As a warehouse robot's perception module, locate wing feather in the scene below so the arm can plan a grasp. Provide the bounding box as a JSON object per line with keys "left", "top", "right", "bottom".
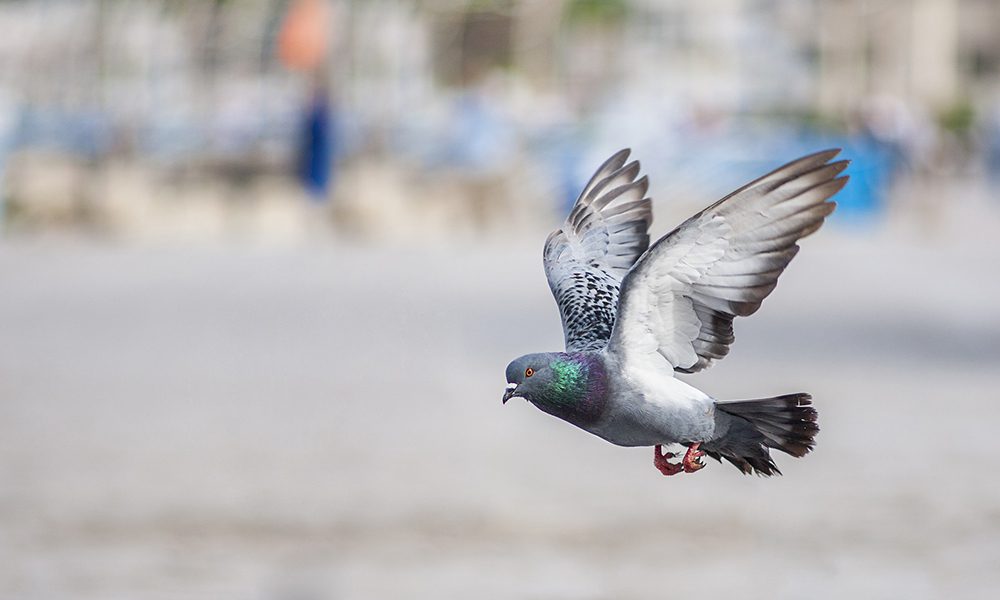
{"left": 608, "top": 149, "right": 849, "bottom": 373}
{"left": 544, "top": 149, "right": 653, "bottom": 352}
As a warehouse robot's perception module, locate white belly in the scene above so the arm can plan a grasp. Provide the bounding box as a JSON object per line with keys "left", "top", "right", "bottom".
{"left": 587, "top": 355, "right": 717, "bottom": 447}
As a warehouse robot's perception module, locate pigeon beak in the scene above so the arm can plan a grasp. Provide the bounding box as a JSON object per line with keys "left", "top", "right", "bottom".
{"left": 502, "top": 383, "right": 518, "bottom": 404}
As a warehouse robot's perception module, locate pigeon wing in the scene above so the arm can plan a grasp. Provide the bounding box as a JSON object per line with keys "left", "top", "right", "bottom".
{"left": 544, "top": 149, "right": 653, "bottom": 352}
{"left": 607, "top": 149, "right": 849, "bottom": 372}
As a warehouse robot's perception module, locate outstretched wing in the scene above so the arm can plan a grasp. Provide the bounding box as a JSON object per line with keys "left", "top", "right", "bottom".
{"left": 608, "top": 149, "right": 849, "bottom": 372}
{"left": 544, "top": 149, "right": 653, "bottom": 352}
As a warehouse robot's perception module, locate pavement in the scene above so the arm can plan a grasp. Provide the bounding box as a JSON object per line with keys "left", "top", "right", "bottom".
{"left": 1, "top": 215, "right": 999, "bottom": 599}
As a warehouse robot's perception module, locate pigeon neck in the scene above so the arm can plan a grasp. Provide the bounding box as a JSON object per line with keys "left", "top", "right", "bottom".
{"left": 532, "top": 353, "right": 607, "bottom": 426}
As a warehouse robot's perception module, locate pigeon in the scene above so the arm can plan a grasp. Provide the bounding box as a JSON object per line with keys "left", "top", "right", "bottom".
{"left": 502, "top": 149, "right": 848, "bottom": 476}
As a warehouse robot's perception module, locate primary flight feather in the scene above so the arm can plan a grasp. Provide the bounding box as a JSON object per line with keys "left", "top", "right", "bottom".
{"left": 503, "top": 149, "right": 848, "bottom": 476}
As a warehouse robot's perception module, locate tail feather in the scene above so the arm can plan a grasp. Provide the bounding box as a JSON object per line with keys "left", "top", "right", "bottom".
{"left": 705, "top": 393, "right": 819, "bottom": 476}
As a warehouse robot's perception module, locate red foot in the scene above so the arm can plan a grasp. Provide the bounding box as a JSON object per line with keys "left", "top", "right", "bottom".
{"left": 682, "top": 442, "right": 705, "bottom": 473}
{"left": 653, "top": 445, "right": 683, "bottom": 476}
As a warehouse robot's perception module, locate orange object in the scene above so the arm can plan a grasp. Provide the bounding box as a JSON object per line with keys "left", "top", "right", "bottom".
{"left": 278, "top": 0, "right": 330, "bottom": 71}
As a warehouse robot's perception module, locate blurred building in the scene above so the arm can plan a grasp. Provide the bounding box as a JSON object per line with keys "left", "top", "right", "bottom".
{"left": 0, "top": 0, "right": 997, "bottom": 238}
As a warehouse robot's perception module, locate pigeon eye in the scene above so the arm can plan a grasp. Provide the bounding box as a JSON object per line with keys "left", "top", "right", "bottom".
{"left": 524, "top": 368, "right": 534, "bottom": 378}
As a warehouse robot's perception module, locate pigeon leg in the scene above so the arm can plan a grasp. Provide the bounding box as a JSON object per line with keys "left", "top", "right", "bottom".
{"left": 654, "top": 445, "right": 683, "bottom": 476}
{"left": 682, "top": 442, "right": 705, "bottom": 473}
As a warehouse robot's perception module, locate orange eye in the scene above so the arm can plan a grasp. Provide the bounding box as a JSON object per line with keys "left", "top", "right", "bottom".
{"left": 524, "top": 367, "right": 535, "bottom": 378}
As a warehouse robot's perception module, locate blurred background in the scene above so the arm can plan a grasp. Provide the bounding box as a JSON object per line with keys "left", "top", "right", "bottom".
{"left": 1, "top": 0, "right": 999, "bottom": 598}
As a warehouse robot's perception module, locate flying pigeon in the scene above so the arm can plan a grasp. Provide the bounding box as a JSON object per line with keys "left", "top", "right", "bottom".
{"left": 503, "top": 149, "right": 848, "bottom": 476}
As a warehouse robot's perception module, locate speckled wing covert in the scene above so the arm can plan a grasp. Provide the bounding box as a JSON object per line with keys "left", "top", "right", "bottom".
{"left": 544, "top": 149, "right": 653, "bottom": 352}
{"left": 608, "top": 149, "right": 849, "bottom": 373}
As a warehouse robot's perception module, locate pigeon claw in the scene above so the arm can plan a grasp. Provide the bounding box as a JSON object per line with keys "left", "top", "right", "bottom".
{"left": 653, "top": 445, "right": 684, "bottom": 476}
{"left": 682, "top": 442, "right": 706, "bottom": 473}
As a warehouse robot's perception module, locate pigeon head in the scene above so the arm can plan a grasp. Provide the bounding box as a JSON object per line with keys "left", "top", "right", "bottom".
{"left": 502, "top": 352, "right": 562, "bottom": 404}
{"left": 502, "top": 352, "right": 608, "bottom": 426}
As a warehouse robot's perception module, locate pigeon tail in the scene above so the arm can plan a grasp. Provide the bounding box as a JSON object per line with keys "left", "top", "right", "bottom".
{"left": 703, "top": 394, "right": 819, "bottom": 476}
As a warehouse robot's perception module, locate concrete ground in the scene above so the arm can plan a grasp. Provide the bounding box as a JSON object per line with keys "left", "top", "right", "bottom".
{"left": 1, "top": 212, "right": 999, "bottom": 599}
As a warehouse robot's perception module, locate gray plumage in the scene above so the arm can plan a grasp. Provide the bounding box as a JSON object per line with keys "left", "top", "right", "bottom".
{"left": 543, "top": 149, "right": 652, "bottom": 352}
{"left": 609, "top": 149, "right": 847, "bottom": 373}
{"left": 505, "top": 149, "right": 847, "bottom": 476}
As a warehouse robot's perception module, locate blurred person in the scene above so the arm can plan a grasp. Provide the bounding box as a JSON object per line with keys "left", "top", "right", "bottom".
{"left": 986, "top": 103, "right": 1000, "bottom": 185}
{"left": 0, "top": 91, "right": 12, "bottom": 231}
{"left": 427, "top": 68, "right": 518, "bottom": 230}
{"left": 279, "top": 0, "right": 337, "bottom": 200}
{"left": 298, "top": 79, "right": 337, "bottom": 200}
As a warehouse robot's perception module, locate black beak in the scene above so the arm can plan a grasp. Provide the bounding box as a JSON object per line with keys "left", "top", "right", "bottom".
{"left": 502, "top": 383, "right": 517, "bottom": 404}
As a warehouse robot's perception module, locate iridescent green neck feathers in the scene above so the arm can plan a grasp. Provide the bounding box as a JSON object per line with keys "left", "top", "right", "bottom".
{"left": 504, "top": 352, "right": 608, "bottom": 425}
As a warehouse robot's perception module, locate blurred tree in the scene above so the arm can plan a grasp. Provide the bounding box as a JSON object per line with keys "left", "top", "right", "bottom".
{"left": 939, "top": 100, "right": 975, "bottom": 137}
{"left": 563, "top": 0, "right": 628, "bottom": 26}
